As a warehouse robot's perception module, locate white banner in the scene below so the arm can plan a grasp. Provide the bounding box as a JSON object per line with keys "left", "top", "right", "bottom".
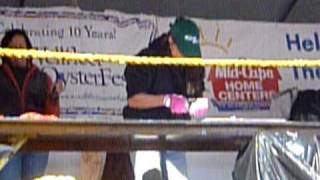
{"left": 0, "top": 7, "right": 319, "bottom": 119}
{"left": 0, "top": 7, "right": 156, "bottom": 119}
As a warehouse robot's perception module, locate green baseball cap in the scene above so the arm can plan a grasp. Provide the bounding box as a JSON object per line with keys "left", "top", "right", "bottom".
{"left": 170, "top": 17, "right": 201, "bottom": 57}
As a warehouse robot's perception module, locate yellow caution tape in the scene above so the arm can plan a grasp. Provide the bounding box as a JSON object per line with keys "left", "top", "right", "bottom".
{"left": 0, "top": 48, "right": 320, "bottom": 67}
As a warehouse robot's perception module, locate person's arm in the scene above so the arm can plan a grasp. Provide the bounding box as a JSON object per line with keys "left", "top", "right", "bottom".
{"left": 125, "top": 66, "right": 189, "bottom": 113}
{"left": 125, "top": 65, "right": 158, "bottom": 110}
{"left": 44, "top": 76, "right": 60, "bottom": 116}
{"left": 129, "top": 92, "right": 190, "bottom": 115}
{"left": 128, "top": 93, "right": 165, "bottom": 109}
{"left": 45, "top": 97, "right": 60, "bottom": 116}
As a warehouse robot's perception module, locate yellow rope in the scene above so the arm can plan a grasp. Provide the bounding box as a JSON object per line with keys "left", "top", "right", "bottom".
{"left": 0, "top": 48, "right": 320, "bottom": 67}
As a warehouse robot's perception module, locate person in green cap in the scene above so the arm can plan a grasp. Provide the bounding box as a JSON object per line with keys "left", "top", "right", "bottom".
{"left": 102, "top": 17, "right": 206, "bottom": 180}
{"left": 127, "top": 17, "right": 206, "bottom": 179}
{"left": 124, "top": 17, "right": 205, "bottom": 119}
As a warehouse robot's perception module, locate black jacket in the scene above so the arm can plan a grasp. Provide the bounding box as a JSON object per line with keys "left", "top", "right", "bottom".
{"left": 0, "top": 63, "right": 59, "bottom": 116}
{"left": 123, "top": 34, "right": 204, "bottom": 119}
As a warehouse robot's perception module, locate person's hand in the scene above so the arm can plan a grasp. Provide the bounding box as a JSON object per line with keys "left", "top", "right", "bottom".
{"left": 189, "top": 98, "right": 209, "bottom": 119}
{"left": 19, "top": 112, "right": 58, "bottom": 121}
{"left": 50, "top": 73, "right": 65, "bottom": 101}
{"left": 53, "top": 80, "right": 65, "bottom": 94}
{"left": 164, "top": 94, "right": 189, "bottom": 114}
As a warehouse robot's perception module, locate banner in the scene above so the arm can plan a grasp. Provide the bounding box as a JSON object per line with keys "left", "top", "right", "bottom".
{"left": 0, "top": 7, "right": 319, "bottom": 119}
{"left": 0, "top": 7, "right": 156, "bottom": 119}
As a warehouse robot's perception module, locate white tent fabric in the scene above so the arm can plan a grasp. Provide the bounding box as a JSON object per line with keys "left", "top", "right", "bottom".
{"left": 0, "top": 0, "right": 320, "bottom": 22}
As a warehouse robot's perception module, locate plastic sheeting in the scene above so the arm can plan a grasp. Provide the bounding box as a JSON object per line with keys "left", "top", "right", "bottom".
{"left": 233, "top": 131, "right": 320, "bottom": 180}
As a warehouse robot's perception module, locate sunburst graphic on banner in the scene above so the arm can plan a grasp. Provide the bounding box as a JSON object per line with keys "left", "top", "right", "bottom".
{"left": 199, "top": 23, "right": 232, "bottom": 54}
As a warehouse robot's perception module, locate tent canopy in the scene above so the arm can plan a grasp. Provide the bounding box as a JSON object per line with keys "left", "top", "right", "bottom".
{"left": 0, "top": 0, "right": 319, "bottom": 23}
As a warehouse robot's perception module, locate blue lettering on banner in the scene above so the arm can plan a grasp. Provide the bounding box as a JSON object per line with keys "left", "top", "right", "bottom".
{"left": 216, "top": 101, "right": 270, "bottom": 111}
{"left": 41, "top": 66, "right": 125, "bottom": 87}
{"left": 293, "top": 67, "right": 320, "bottom": 80}
{"left": 286, "top": 33, "right": 320, "bottom": 52}
{"left": 61, "top": 107, "right": 122, "bottom": 116}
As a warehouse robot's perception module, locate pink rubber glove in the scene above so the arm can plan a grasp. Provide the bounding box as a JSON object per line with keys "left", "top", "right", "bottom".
{"left": 163, "top": 94, "right": 189, "bottom": 114}
{"left": 189, "top": 98, "right": 209, "bottom": 119}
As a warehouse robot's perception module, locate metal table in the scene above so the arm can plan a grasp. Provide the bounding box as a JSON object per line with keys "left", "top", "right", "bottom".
{"left": 0, "top": 118, "right": 319, "bottom": 152}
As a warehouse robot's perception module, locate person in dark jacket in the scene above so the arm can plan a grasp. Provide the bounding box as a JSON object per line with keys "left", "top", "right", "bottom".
{"left": 123, "top": 18, "right": 204, "bottom": 120}
{"left": 124, "top": 17, "right": 204, "bottom": 180}
{"left": 102, "top": 17, "right": 205, "bottom": 180}
{"left": 0, "top": 29, "right": 60, "bottom": 180}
